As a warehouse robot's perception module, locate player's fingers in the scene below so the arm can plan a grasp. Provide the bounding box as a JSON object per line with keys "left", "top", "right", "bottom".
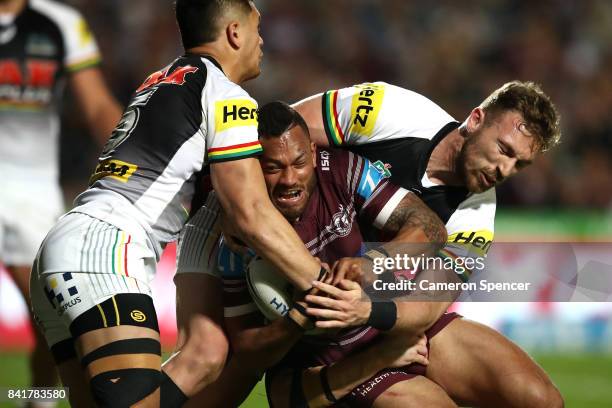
{"left": 305, "top": 295, "right": 341, "bottom": 310}
{"left": 311, "top": 280, "right": 344, "bottom": 298}
{"left": 315, "top": 320, "right": 347, "bottom": 329}
{"left": 306, "top": 308, "right": 346, "bottom": 321}
{"left": 331, "top": 266, "right": 347, "bottom": 285}
{"left": 338, "top": 279, "right": 360, "bottom": 291}
{"left": 411, "top": 353, "right": 429, "bottom": 366}
{"left": 415, "top": 344, "right": 428, "bottom": 357}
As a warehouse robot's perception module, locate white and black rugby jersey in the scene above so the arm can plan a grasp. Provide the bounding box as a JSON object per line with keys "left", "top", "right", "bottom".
{"left": 321, "top": 82, "right": 495, "bottom": 256}
{"left": 0, "top": 0, "right": 100, "bottom": 182}
{"left": 72, "top": 55, "right": 262, "bottom": 258}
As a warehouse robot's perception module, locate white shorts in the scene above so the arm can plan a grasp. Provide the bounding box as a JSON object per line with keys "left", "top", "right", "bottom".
{"left": 0, "top": 180, "right": 63, "bottom": 266}
{"left": 30, "top": 212, "right": 156, "bottom": 348}
{"left": 176, "top": 193, "right": 223, "bottom": 278}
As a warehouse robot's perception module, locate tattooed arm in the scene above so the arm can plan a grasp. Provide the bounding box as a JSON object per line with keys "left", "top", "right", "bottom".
{"left": 378, "top": 191, "right": 447, "bottom": 250}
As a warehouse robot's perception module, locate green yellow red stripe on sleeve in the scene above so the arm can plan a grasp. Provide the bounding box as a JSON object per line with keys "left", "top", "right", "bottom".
{"left": 207, "top": 140, "right": 263, "bottom": 163}
{"left": 66, "top": 55, "right": 101, "bottom": 73}
{"left": 322, "top": 90, "right": 345, "bottom": 146}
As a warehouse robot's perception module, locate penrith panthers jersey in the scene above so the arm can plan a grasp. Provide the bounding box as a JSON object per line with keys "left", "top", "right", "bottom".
{"left": 321, "top": 82, "right": 496, "bottom": 257}
{"left": 72, "top": 55, "right": 262, "bottom": 257}
{"left": 0, "top": 0, "right": 100, "bottom": 183}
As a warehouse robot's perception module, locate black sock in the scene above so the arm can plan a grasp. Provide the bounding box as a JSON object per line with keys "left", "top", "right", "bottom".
{"left": 160, "top": 371, "right": 188, "bottom": 407}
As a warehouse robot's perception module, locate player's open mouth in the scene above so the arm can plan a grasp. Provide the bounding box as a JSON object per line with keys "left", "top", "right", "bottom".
{"left": 276, "top": 189, "right": 304, "bottom": 205}
{"left": 480, "top": 172, "right": 495, "bottom": 188}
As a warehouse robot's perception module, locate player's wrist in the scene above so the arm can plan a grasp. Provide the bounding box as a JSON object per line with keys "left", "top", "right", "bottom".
{"left": 285, "top": 301, "right": 315, "bottom": 331}
{"left": 366, "top": 300, "right": 397, "bottom": 331}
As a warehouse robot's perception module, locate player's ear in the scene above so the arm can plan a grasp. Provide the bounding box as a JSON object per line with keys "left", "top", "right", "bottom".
{"left": 466, "top": 107, "right": 485, "bottom": 132}
{"left": 226, "top": 19, "right": 242, "bottom": 50}
{"left": 310, "top": 142, "right": 317, "bottom": 167}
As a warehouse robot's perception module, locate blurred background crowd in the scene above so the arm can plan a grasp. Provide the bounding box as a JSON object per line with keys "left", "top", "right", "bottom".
{"left": 61, "top": 0, "right": 612, "bottom": 210}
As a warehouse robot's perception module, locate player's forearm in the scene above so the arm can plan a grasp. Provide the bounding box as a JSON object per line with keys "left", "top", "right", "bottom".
{"left": 230, "top": 317, "right": 302, "bottom": 371}
{"left": 89, "top": 98, "right": 123, "bottom": 145}
{"left": 234, "top": 199, "right": 321, "bottom": 290}
{"left": 378, "top": 194, "right": 447, "bottom": 258}
{"left": 390, "top": 266, "right": 462, "bottom": 335}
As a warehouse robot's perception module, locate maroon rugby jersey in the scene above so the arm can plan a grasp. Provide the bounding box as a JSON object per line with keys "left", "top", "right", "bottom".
{"left": 219, "top": 148, "right": 410, "bottom": 365}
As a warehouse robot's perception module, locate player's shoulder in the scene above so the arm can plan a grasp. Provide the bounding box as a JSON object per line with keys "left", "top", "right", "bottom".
{"left": 29, "top": 0, "right": 83, "bottom": 28}
{"left": 446, "top": 187, "right": 497, "bottom": 240}
{"left": 316, "top": 147, "right": 377, "bottom": 195}
{"left": 316, "top": 147, "right": 354, "bottom": 178}
{"left": 459, "top": 187, "right": 497, "bottom": 210}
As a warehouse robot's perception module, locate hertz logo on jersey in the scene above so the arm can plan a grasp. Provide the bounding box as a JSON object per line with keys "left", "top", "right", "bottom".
{"left": 447, "top": 230, "right": 494, "bottom": 256}
{"left": 90, "top": 159, "right": 138, "bottom": 184}
{"left": 215, "top": 99, "right": 258, "bottom": 132}
{"left": 349, "top": 83, "right": 385, "bottom": 138}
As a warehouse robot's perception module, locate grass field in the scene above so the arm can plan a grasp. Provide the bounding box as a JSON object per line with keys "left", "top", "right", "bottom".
{"left": 1, "top": 352, "right": 612, "bottom": 407}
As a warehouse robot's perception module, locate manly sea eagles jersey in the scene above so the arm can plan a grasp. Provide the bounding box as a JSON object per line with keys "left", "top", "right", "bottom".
{"left": 218, "top": 148, "right": 410, "bottom": 318}
{"left": 72, "top": 55, "right": 263, "bottom": 258}
{"left": 0, "top": 0, "right": 100, "bottom": 183}
{"left": 322, "top": 82, "right": 496, "bottom": 258}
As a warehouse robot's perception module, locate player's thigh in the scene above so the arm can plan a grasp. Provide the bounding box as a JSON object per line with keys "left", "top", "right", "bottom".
{"left": 373, "top": 375, "right": 457, "bottom": 408}
{"left": 427, "top": 318, "right": 558, "bottom": 407}
{"left": 31, "top": 271, "right": 162, "bottom": 406}
{"left": 174, "top": 273, "right": 224, "bottom": 347}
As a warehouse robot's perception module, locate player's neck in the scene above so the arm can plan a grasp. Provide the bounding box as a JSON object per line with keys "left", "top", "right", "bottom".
{"left": 426, "top": 128, "right": 465, "bottom": 186}
{"left": 0, "top": 0, "right": 25, "bottom": 14}
{"left": 186, "top": 45, "right": 244, "bottom": 84}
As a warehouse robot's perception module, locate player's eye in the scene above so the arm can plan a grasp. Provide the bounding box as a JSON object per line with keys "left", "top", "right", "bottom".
{"left": 264, "top": 166, "right": 280, "bottom": 174}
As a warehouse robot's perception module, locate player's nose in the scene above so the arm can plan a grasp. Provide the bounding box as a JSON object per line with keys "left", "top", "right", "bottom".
{"left": 279, "top": 167, "right": 297, "bottom": 186}
{"left": 497, "top": 157, "right": 518, "bottom": 180}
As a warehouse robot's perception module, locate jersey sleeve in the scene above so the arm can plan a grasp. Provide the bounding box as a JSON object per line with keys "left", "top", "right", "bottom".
{"left": 204, "top": 82, "right": 262, "bottom": 164}
{"left": 345, "top": 152, "right": 410, "bottom": 228}
{"left": 443, "top": 188, "right": 496, "bottom": 265}
{"left": 445, "top": 188, "right": 496, "bottom": 255}
{"left": 31, "top": 0, "right": 100, "bottom": 72}
{"left": 217, "top": 242, "right": 259, "bottom": 318}
{"left": 321, "top": 82, "right": 456, "bottom": 147}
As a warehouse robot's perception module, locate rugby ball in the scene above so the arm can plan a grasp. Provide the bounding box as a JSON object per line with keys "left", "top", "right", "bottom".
{"left": 246, "top": 257, "right": 294, "bottom": 321}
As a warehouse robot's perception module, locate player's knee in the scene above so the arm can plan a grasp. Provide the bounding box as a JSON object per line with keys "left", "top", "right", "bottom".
{"left": 182, "top": 315, "right": 229, "bottom": 383}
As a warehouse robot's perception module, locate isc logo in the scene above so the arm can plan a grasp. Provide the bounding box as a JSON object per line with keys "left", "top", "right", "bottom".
{"left": 350, "top": 83, "right": 385, "bottom": 137}
{"left": 215, "top": 99, "right": 257, "bottom": 132}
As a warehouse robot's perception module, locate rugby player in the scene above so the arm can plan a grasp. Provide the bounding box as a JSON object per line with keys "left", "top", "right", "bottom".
{"left": 175, "top": 101, "right": 452, "bottom": 407}
{"left": 0, "top": 0, "right": 122, "bottom": 403}
{"left": 29, "top": 1, "right": 327, "bottom": 407}
{"left": 289, "top": 81, "right": 564, "bottom": 407}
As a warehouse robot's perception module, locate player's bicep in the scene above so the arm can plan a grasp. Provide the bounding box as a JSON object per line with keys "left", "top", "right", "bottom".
{"left": 292, "top": 93, "right": 329, "bottom": 147}
{"left": 210, "top": 158, "right": 269, "bottom": 216}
